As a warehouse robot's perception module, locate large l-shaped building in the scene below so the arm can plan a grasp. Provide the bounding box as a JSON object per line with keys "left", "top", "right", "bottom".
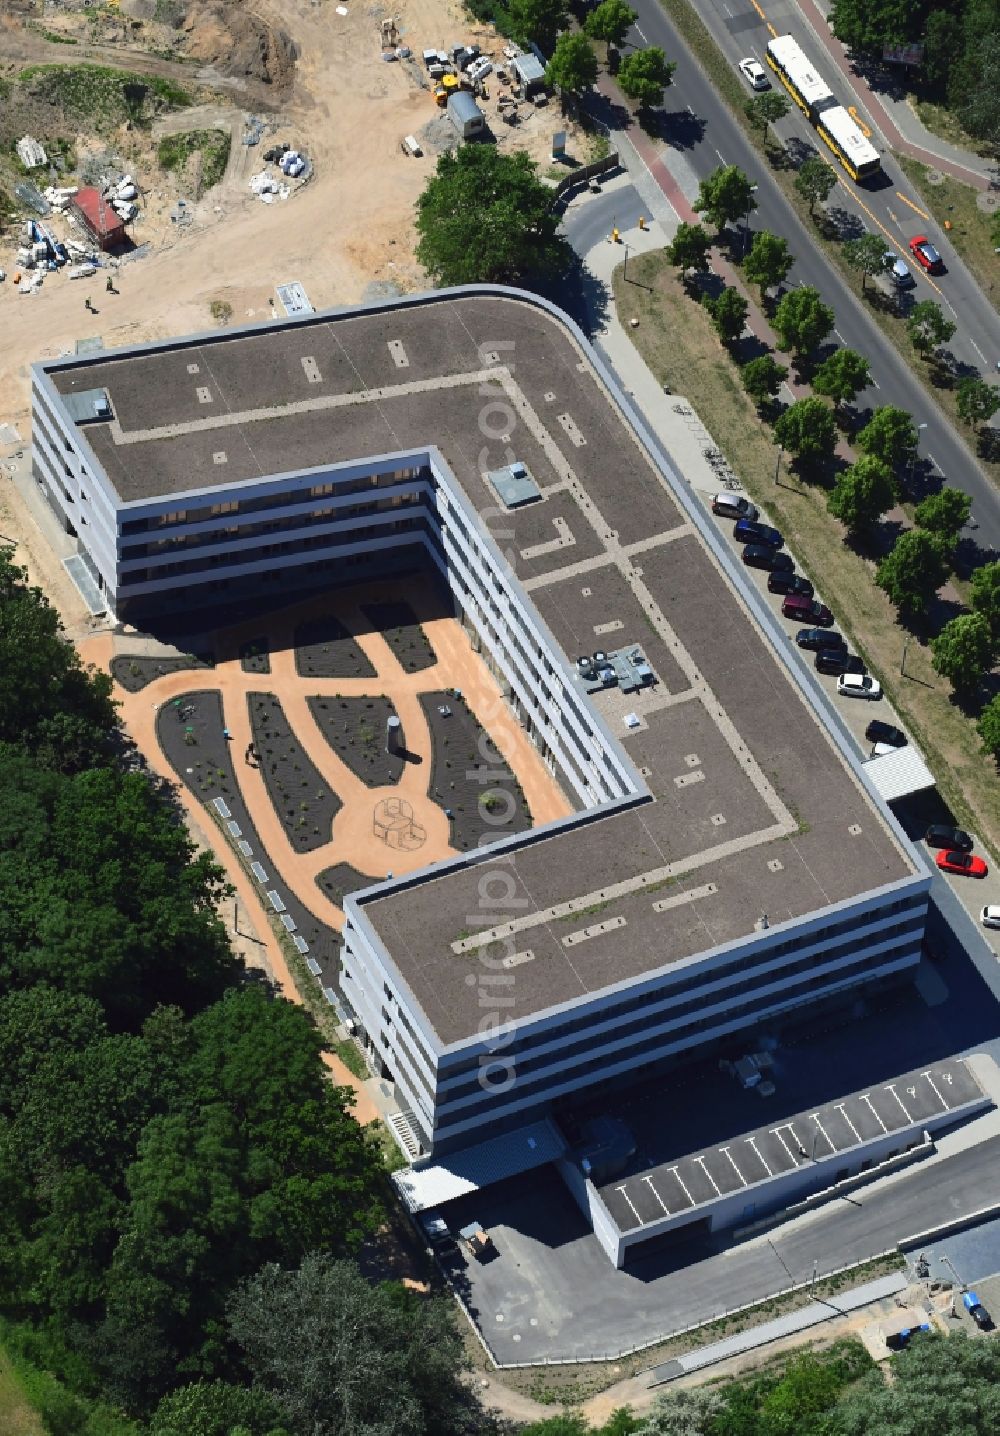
{"left": 32, "top": 288, "right": 930, "bottom": 1172}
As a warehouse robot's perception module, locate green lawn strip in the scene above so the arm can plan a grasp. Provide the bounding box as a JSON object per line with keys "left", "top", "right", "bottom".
{"left": 896, "top": 154, "right": 1000, "bottom": 320}
{"left": 0, "top": 1345, "right": 45, "bottom": 1436}
{"left": 614, "top": 253, "right": 1000, "bottom": 858}
{"left": 654, "top": 0, "right": 1000, "bottom": 490}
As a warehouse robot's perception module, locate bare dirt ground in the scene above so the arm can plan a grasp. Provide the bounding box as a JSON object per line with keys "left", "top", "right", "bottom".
{"left": 1, "top": 0, "right": 594, "bottom": 440}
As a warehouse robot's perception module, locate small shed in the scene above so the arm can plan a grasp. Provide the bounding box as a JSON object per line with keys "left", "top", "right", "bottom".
{"left": 512, "top": 52, "right": 546, "bottom": 94}
{"left": 69, "top": 188, "right": 127, "bottom": 251}
{"left": 447, "top": 91, "right": 486, "bottom": 140}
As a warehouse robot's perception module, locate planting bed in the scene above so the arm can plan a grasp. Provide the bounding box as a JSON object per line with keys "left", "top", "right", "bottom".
{"left": 361, "top": 601, "right": 437, "bottom": 673}
{"left": 316, "top": 862, "right": 377, "bottom": 908}
{"left": 157, "top": 688, "right": 341, "bottom": 985}
{"left": 294, "top": 615, "right": 376, "bottom": 680}
{"left": 240, "top": 638, "right": 271, "bottom": 675}
{"left": 111, "top": 652, "right": 212, "bottom": 693}
{"left": 419, "top": 690, "right": 532, "bottom": 852}
{"left": 247, "top": 692, "right": 342, "bottom": 854}
{"left": 307, "top": 695, "right": 405, "bottom": 788}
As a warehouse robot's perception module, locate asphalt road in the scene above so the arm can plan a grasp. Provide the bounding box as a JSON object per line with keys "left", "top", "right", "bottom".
{"left": 597, "top": 0, "right": 1000, "bottom": 551}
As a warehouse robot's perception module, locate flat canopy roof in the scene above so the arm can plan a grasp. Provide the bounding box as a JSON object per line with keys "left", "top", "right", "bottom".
{"left": 39, "top": 292, "right": 920, "bottom": 1046}
{"left": 863, "top": 746, "right": 935, "bottom": 803}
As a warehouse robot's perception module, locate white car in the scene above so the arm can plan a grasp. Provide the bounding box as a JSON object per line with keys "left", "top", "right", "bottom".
{"left": 982, "top": 905, "right": 1000, "bottom": 930}
{"left": 837, "top": 673, "right": 882, "bottom": 701}
{"left": 739, "top": 57, "right": 770, "bottom": 90}
{"left": 882, "top": 252, "right": 916, "bottom": 289}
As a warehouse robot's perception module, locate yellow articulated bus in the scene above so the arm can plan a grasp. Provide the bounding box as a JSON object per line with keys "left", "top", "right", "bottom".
{"left": 765, "top": 34, "right": 881, "bottom": 183}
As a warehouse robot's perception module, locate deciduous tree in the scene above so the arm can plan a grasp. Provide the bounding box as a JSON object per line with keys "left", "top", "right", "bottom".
{"left": 978, "top": 694, "right": 1000, "bottom": 759}
{"left": 835, "top": 1330, "right": 1000, "bottom": 1435}
{"left": 812, "top": 348, "right": 871, "bottom": 410}
{"left": 931, "top": 613, "right": 994, "bottom": 697}
{"left": 741, "top": 354, "right": 788, "bottom": 408}
{"left": 694, "top": 163, "right": 757, "bottom": 233}
{"left": 149, "top": 1381, "right": 290, "bottom": 1436}
{"left": 829, "top": 0, "right": 912, "bottom": 56}
{"left": 508, "top": 0, "right": 568, "bottom": 51}
{"left": 970, "top": 560, "right": 1000, "bottom": 639}
{"left": 856, "top": 405, "right": 918, "bottom": 469}
{"left": 415, "top": 148, "right": 568, "bottom": 285}
{"left": 914, "top": 487, "right": 972, "bottom": 540}
{"left": 705, "top": 286, "right": 749, "bottom": 346}
{"left": 827, "top": 455, "right": 897, "bottom": 537}
{"left": 794, "top": 156, "right": 837, "bottom": 215}
{"left": 545, "top": 33, "right": 599, "bottom": 106}
{"left": 907, "top": 299, "right": 957, "bottom": 360}
{"left": 956, "top": 376, "right": 1000, "bottom": 429}
{"left": 617, "top": 47, "right": 676, "bottom": 109}
{"left": 745, "top": 90, "right": 790, "bottom": 145}
{"left": 743, "top": 230, "right": 793, "bottom": 303}
{"left": 875, "top": 530, "right": 953, "bottom": 616}
{"left": 665, "top": 221, "right": 712, "bottom": 289}
{"left": 773, "top": 397, "right": 838, "bottom": 466}
{"left": 842, "top": 234, "right": 890, "bottom": 293}
{"left": 584, "top": 0, "right": 637, "bottom": 48}
{"left": 771, "top": 285, "right": 835, "bottom": 359}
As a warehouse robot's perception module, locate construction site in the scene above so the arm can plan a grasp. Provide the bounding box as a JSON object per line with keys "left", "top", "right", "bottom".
{"left": 0, "top": 0, "right": 600, "bottom": 452}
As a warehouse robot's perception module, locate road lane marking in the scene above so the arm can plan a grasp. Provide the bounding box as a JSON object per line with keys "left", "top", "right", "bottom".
{"left": 836, "top": 1103, "right": 862, "bottom": 1143}
{"left": 750, "top": 0, "right": 766, "bottom": 17}
{"left": 887, "top": 1083, "right": 912, "bottom": 1122}
{"left": 926, "top": 451, "right": 942, "bottom": 472}
{"left": 615, "top": 1184, "right": 644, "bottom": 1224}
{"left": 859, "top": 1093, "right": 887, "bottom": 1133}
{"left": 767, "top": 20, "right": 777, "bottom": 35}
{"left": 721, "top": 1146, "right": 747, "bottom": 1184}
{"left": 723, "top": 1, "right": 733, "bottom": 14}
{"left": 969, "top": 337, "right": 988, "bottom": 366}
{"left": 669, "top": 1165, "right": 696, "bottom": 1206}
{"left": 771, "top": 1125, "right": 802, "bottom": 1166}
{"left": 634, "top": 22, "right": 648, "bottom": 41}
{"left": 871, "top": 376, "right": 880, "bottom": 388}
{"left": 687, "top": 104, "right": 695, "bottom": 115}
{"left": 834, "top": 329, "right": 845, "bottom": 342}
{"left": 896, "top": 191, "right": 930, "bottom": 221}
{"left": 922, "top": 1070, "right": 950, "bottom": 1111}
{"left": 715, "top": 148, "right": 727, "bottom": 164}
{"left": 642, "top": 1174, "right": 671, "bottom": 1215}
{"left": 695, "top": 1155, "right": 722, "bottom": 1195}
{"left": 848, "top": 187, "right": 947, "bottom": 301}
{"left": 746, "top": 1135, "right": 772, "bottom": 1175}
{"left": 847, "top": 105, "right": 872, "bottom": 138}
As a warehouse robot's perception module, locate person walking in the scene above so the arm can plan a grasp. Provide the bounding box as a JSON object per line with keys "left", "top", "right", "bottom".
{"left": 84, "top": 296, "right": 95, "bottom": 313}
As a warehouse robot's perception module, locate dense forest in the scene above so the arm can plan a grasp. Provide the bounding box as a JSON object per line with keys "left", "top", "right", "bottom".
{"left": 829, "top": 0, "right": 1000, "bottom": 148}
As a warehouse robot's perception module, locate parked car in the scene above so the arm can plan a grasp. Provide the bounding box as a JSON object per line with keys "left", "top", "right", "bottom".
{"left": 782, "top": 594, "right": 833, "bottom": 626}
{"left": 418, "top": 1211, "right": 456, "bottom": 1251}
{"left": 866, "top": 721, "right": 906, "bottom": 748}
{"left": 837, "top": 673, "right": 882, "bottom": 700}
{"left": 816, "top": 649, "right": 865, "bottom": 676}
{"left": 768, "top": 571, "right": 814, "bottom": 598}
{"left": 883, "top": 251, "right": 916, "bottom": 289}
{"left": 909, "top": 235, "right": 944, "bottom": 273}
{"left": 796, "top": 627, "right": 845, "bottom": 651}
{"left": 936, "top": 850, "right": 988, "bottom": 878}
{"left": 735, "top": 518, "right": 783, "bottom": 548}
{"left": 738, "top": 56, "right": 770, "bottom": 89}
{"left": 963, "top": 1291, "right": 993, "bottom": 1329}
{"left": 981, "top": 905, "right": 1000, "bottom": 930}
{"left": 712, "top": 492, "right": 759, "bottom": 521}
{"left": 743, "top": 545, "right": 793, "bottom": 572}
{"left": 925, "top": 824, "right": 973, "bottom": 852}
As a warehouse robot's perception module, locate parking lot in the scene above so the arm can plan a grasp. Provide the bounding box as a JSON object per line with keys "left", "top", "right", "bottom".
{"left": 601, "top": 1058, "right": 984, "bottom": 1236}
{"left": 696, "top": 487, "right": 1000, "bottom": 947}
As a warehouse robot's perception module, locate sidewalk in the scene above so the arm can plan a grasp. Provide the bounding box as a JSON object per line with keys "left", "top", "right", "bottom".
{"left": 793, "top": 0, "right": 995, "bottom": 190}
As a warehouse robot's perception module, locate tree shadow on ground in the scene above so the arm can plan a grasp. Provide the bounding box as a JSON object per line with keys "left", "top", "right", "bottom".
{"left": 977, "top": 428, "right": 1000, "bottom": 464}
{"left": 900, "top": 457, "right": 944, "bottom": 505}
{"left": 955, "top": 532, "right": 997, "bottom": 578}
{"left": 537, "top": 252, "right": 611, "bottom": 339}
{"left": 584, "top": 90, "right": 631, "bottom": 134}
{"left": 730, "top": 332, "right": 772, "bottom": 366}
{"left": 824, "top": 205, "right": 866, "bottom": 241}
{"left": 644, "top": 106, "right": 707, "bottom": 150}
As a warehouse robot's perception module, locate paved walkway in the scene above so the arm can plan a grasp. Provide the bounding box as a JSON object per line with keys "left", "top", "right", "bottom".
{"left": 81, "top": 578, "right": 572, "bottom": 1122}
{"left": 793, "top": 0, "right": 995, "bottom": 190}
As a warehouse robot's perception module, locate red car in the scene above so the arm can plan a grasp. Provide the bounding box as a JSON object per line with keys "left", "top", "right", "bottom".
{"left": 909, "top": 236, "right": 943, "bottom": 274}
{"left": 936, "top": 849, "right": 988, "bottom": 878}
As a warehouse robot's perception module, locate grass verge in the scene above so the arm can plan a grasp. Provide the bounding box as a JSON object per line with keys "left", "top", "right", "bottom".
{"left": 0, "top": 1328, "right": 139, "bottom": 1436}
{"left": 655, "top": 0, "right": 1000, "bottom": 489}
{"left": 896, "top": 155, "right": 1000, "bottom": 318}
{"left": 0, "top": 1344, "right": 44, "bottom": 1436}
{"left": 462, "top": 1253, "right": 902, "bottom": 1403}
{"left": 613, "top": 252, "right": 1000, "bottom": 858}
{"left": 910, "top": 98, "right": 993, "bottom": 158}
{"left": 157, "top": 127, "right": 231, "bottom": 193}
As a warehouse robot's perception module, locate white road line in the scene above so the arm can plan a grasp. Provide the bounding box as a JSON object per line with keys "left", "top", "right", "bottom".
{"left": 642, "top": 1174, "right": 671, "bottom": 1215}
{"left": 687, "top": 104, "right": 695, "bottom": 116}
{"left": 715, "top": 148, "right": 727, "bottom": 164}
{"left": 926, "top": 451, "right": 943, "bottom": 473}
{"left": 723, "top": 1, "right": 733, "bottom": 14}
{"left": 634, "top": 23, "right": 648, "bottom": 41}
{"left": 836, "top": 1103, "right": 863, "bottom": 1143}
{"left": 721, "top": 1146, "right": 747, "bottom": 1185}
{"left": 922, "top": 1070, "right": 950, "bottom": 1111}
{"left": 871, "top": 376, "right": 880, "bottom": 389}
{"left": 887, "top": 1083, "right": 912, "bottom": 1122}
{"left": 811, "top": 1113, "right": 834, "bottom": 1154}
{"left": 834, "top": 329, "right": 845, "bottom": 343}
{"left": 771, "top": 1126, "right": 802, "bottom": 1166}
{"left": 615, "top": 1184, "right": 644, "bottom": 1225}
{"left": 695, "top": 1155, "right": 722, "bottom": 1195}
{"left": 746, "top": 1135, "right": 771, "bottom": 1176}
{"left": 969, "top": 337, "right": 988, "bottom": 366}
{"left": 669, "top": 1165, "right": 696, "bottom": 1206}
{"left": 860, "top": 1093, "right": 887, "bottom": 1133}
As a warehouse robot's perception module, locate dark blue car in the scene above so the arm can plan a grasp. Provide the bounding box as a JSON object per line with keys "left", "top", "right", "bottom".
{"left": 734, "top": 518, "right": 783, "bottom": 549}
